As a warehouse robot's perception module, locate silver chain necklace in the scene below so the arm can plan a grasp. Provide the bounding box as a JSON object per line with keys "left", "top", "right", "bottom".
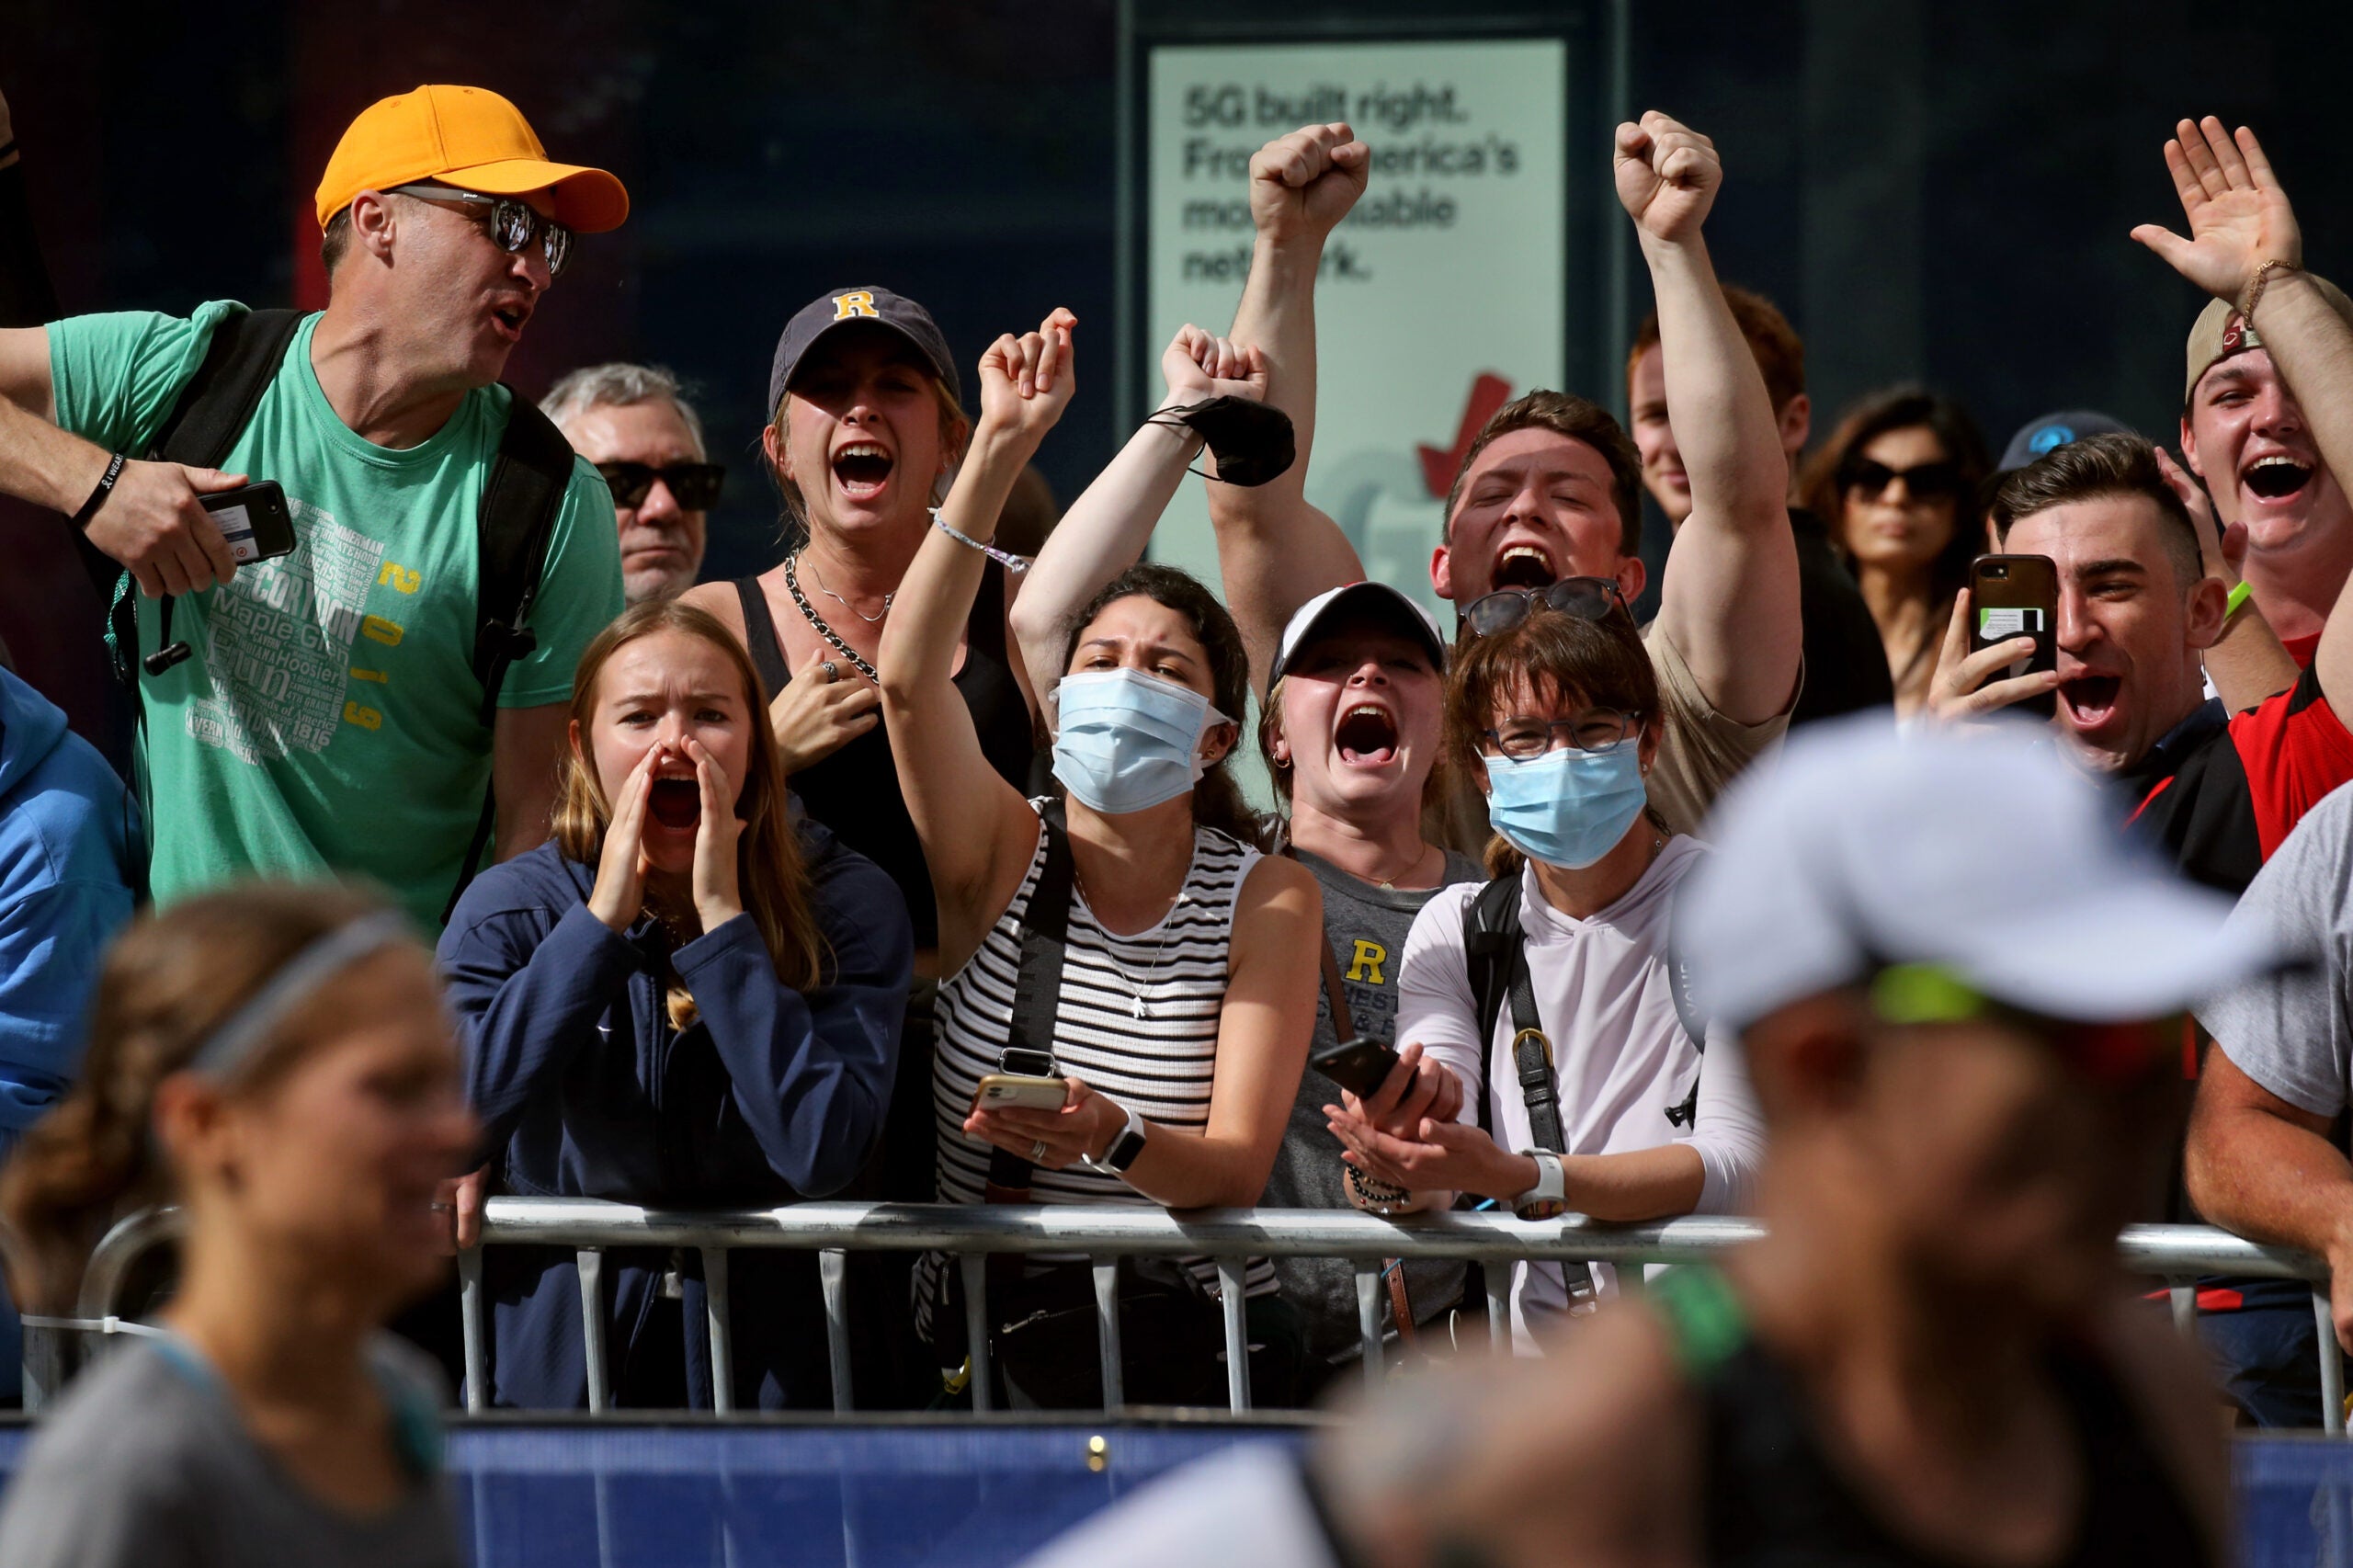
{"left": 1086, "top": 881, "right": 1189, "bottom": 1019}
{"left": 782, "top": 553, "right": 879, "bottom": 685}
{"left": 802, "top": 551, "right": 892, "bottom": 623}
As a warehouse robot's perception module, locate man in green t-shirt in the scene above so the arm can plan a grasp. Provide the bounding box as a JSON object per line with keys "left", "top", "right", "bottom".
{"left": 0, "top": 85, "right": 628, "bottom": 929}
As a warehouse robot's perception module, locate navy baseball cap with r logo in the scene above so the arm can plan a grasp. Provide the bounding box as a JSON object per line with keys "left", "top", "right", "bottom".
{"left": 767, "top": 286, "right": 961, "bottom": 417}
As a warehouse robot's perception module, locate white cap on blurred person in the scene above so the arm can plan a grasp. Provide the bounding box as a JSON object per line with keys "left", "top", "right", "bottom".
{"left": 1679, "top": 717, "right": 2285, "bottom": 1034}
{"left": 1267, "top": 582, "right": 1449, "bottom": 693}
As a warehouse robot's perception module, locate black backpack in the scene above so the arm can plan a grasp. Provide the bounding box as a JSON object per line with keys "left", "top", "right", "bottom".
{"left": 96, "top": 305, "right": 574, "bottom": 921}
{"left": 1460, "top": 858, "right": 1711, "bottom": 1143}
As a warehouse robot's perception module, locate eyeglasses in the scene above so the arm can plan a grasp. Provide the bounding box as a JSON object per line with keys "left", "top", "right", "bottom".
{"left": 386, "top": 184, "right": 575, "bottom": 278}
{"left": 1483, "top": 707, "right": 1636, "bottom": 760}
{"left": 1462, "top": 576, "right": 1629, "bottom": 639}
{"left": 1838, "top": 458, "right": 1966, "bottom": 499}
{"left": 597, "top": 460, "right": 725, "bottom": 511}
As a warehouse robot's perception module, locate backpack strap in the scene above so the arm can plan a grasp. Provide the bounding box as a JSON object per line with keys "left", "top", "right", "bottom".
{"left": 984, "top": 800, "right": 1076, "bottom": 1202}
{"left": 1461, "top": 871, "right": 1523, "bottom": 1138}
{"left": 439, "top": 393, "right": 574, "bottom": 926}
{"left": 95, "top": 307, "right": 305, "bottom": 681}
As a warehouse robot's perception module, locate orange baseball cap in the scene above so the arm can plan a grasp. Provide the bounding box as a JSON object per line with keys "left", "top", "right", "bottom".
{"left": 314, "top": 85, "right": 629, "bottom": 233}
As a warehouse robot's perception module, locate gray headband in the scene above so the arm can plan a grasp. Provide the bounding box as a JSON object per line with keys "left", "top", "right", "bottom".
{"left": 186, "top": 912, "right": 413, "bottom": 1080}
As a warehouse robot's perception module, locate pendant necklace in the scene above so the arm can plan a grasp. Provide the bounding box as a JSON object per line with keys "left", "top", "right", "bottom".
{"left": 803, "top": 551, "right": 892, "bottom": 622}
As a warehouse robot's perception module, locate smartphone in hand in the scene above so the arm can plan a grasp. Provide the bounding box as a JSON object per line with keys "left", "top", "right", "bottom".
{"left": 200, "top": 481, "right": 296, "bottom": 564}
{"left": 1969, "top": 554, "right": 2059, "bottom": 721}
{"left": 972, "top": 1074, "right": 1068, "bottom": 1112}
{"left": 1311, "top": 1036, "right": 1404, "bottom": 1100}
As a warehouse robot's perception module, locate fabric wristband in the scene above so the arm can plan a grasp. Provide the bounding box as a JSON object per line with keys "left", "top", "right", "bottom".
{"left": 2225, "top": 581, "right": 2254, "bottom": 622}
{"left": 71, "top": 452, "right": 127, "bottom": 531}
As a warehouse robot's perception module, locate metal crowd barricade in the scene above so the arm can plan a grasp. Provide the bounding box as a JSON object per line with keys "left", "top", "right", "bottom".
{"left": 39, "top": 1199, "right": 2351, "bottom": 1433}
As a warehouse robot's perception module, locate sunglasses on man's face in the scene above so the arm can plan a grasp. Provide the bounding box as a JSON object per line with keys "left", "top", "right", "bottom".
{"left": 597, "top": 461, "right": 725, "bottom": 511}
{"left": 1839, "top": 458, "right": 1966, "bottom": 500}
{"left": 386, "top": 184, "right": 575, "bottom": 278}
{"left": 1462, "top": 576, "right": 1630, "bottom": 639}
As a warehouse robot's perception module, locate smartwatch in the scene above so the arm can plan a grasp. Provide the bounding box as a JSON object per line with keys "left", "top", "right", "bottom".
{"left": 1081, "top": 1099, "right": 1148, "bottom": 1176}
{"left": 1512, "top": 1151, "right": 1568, "bottom": 1221}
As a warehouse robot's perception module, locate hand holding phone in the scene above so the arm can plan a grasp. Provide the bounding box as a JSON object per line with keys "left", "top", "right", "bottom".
{"left": 972, "top": 1074, "right": 1069, "bottom": 1113}
{"left": 1311, "top": 1036, "right": 1404, "bottom": 1099}
{"left": 1928, "top": 559, "right": 2064, "bottom": 727}
{"left": 200, "top": 480, "right": 296, "bottom": 564}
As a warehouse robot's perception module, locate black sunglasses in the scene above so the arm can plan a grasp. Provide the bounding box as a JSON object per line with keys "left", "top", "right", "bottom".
{"left": 1838, "top": 457, "right": 1967, "bottom": 499}
{"left": 1462, "top": 576, "right": 1630, "bottom": 639}
{"left": 597, "top": 461, "right": 725, "bottom": 511}
{"left": 387, "top": 184, "right": 575, "bottom": 278}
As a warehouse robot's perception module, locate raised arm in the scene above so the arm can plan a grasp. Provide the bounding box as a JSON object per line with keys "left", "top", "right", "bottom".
{"left": 2134, "top": 118, "right": 2353, "bottom": 709}
{"left": 1006, "top": 324, "right": 1272, "bottom": 692}
{"left": 1630, "top": 113, "right": 1802, "bottom": 725}
{"left": 1207, "top": 123, "right": 1371, "bottom": 691}
{"left": 877, "top": 309, "right": 1075, "bottom": 973}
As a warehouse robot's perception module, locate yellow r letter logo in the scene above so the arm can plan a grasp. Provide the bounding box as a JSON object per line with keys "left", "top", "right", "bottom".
{"left": 832, "top": 290, "right": 879, "bottom": 321}
{"left": 377, "top": 562, "right": 420, "bottom": 594}
{"left": 1347, "top": 939, "right": 1387, "bottom": 986}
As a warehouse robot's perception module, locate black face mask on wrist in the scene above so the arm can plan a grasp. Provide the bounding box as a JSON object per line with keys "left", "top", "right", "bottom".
{"left": 1157, "top": 396, "right": 1297, "bottom": 488}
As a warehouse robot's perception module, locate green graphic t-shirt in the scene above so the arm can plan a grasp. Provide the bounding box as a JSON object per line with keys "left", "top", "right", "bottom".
{"left": 49, "top": 302, "right": 623, "bottom": 930}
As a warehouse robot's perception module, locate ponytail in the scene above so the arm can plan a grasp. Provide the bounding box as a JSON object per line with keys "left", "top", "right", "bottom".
{"left": 0, "top": 881, "right": 397, "bottom": 1312}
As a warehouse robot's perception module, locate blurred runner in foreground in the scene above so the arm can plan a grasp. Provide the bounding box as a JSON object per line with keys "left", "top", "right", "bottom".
{"left": 1025, "top": 718, "right": 2268, "bottom": 1568}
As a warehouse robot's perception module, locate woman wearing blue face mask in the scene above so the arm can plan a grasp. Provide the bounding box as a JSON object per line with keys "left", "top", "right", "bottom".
{"left": 876, "top": 312, "right": 1324, "bottom": 1406}
{"left": 1324, "top": 590, "right": 1766, "bottom": 1350}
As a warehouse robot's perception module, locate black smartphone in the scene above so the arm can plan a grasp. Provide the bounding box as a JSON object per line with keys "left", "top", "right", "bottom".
{"left": 1311, "top": 1036, "right": 1404, "bottom": 1099}
{"left": 1968, "top": 554, "right": 2059, "bottom": 721}
{"left": 201, "top": 481, "right": 296, "bottom": 565}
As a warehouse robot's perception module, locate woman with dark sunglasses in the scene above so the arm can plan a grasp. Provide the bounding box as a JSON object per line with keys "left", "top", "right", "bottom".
{"left": 1796, "top": 388, "right": 1993, "bottom": 714}
{"left": 1324, "top": 598, "right": 1763, "bottom": 1347}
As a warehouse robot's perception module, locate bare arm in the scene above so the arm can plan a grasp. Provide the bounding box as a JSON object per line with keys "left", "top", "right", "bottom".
{"left": 491, "top": 702, "right": 569, "bottom": 860}
{"left": 1627, "top": 113, "right": 1800, "bottom": 725}
{"left": 879, "top": 311, "right": 1074, "bottom": 974}
{"left": 2132, "top": 118, "right": 2353, "bottom": 707}
{"left": 2184, "top": 1047, "right": 2353, "bottom": 1349}
{"left": 1006, "top": 326, "right": 1270, "bottom": 695}
{"left": 0, "top": 322, "right": 243, "bottom": 597}
{"left": 1207, "top": 123, "right": 1371, "bottom": 691}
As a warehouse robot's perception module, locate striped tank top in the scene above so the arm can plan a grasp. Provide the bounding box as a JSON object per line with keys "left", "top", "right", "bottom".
{"left": 921, "top": 802, "right": 1276, "bottom": 1310}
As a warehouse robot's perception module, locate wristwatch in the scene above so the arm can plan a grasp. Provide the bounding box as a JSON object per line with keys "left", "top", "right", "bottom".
{"left": 1080, "top": 1100, "right": 1149, "bottom": 1175}
{"left": 1511, "top": 1151, "right": 1568, "bottom": 1221}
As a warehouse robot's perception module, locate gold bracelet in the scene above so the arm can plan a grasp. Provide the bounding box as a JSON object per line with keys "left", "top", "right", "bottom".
{"left": 2242, "top": 258, "right": 2299, "bottom": 323}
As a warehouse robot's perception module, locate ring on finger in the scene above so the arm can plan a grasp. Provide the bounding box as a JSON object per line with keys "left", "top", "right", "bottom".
{"left": 1029, "top": 1140, "right": 1050, "bottom": 1163}
{"left": 821, "top": 660, "right": 839, "bottom": 684}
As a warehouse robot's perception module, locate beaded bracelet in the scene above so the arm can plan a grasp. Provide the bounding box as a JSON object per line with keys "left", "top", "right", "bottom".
{"left": 1346, "top": 1163, "right": 1414, "bottom": 1213}
{"left": 931, "top": 508, "right": 1029, "bottom": 574}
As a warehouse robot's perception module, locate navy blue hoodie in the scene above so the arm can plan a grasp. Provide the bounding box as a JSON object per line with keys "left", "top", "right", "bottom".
{"left": 437, "top": 820, "right": 911, "bottom": 1410}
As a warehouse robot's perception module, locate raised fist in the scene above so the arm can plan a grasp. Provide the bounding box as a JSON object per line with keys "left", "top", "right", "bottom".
{"left": 1160, "top": 324, "right": 1267, "bottom": 408}
{"left": 2131, "top": 117, "right": 2302, "bottom": 306}
{"left": 1613, "top": 111, "right": 1721, "bottom": 245}
{"left": 1248, "top": 122, "right": 1370, "bottom": 248}
{"left": 977, "top": 307, "right": 1078, "bottom": 448}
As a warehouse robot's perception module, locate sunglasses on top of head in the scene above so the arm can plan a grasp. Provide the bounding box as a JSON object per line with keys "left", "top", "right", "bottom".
{"left": 1838, "top": 457, "right": 1966, "bottom": 499}
{"left": 385, "top": 184, "right": 575, "bottom": 278}
{"left": 1462, "top": 576, "right": 1630, "bottom": 639}
{"left": 596, "top": 461, "right": 726, "bottom": 511}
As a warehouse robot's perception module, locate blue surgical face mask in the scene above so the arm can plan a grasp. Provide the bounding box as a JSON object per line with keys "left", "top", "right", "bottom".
{"left": 1050, "top": 668, "right": 1231, "bottom": 815}
{"left": 1483, "top": 737, "right": 1649, "bottom": 869}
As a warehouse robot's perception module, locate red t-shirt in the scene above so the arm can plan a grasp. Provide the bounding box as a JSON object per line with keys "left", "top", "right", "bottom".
{"left": 2123, "top": 664, "right": 2353, "bottom": 895}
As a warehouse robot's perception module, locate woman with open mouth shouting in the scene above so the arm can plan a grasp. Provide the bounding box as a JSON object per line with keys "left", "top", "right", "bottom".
{"left": 434, "top": 599, "right": 914, "bottom": 1410}
{"left": 884, "top": 310, "right": 1324, "bottom": 1408}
